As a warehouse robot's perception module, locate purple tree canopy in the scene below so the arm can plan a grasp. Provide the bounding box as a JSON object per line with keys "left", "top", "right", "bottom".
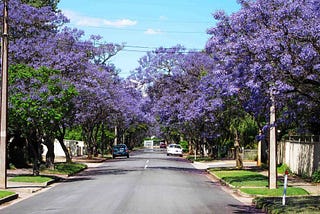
{"left": 205, "top": 0, "right": 320, "bottom": 134}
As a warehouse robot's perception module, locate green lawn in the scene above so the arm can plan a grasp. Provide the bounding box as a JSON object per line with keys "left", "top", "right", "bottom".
{"left": 210, "top": 169, "right": 308, "bottom": 197}
{"left": 0, "top": 190, "right": 16, "bottom": 199}
{"left": 241, "top": 187, "right": 309, "bottom": 196}
{"left": 43, "top": 162, "right": 87, "bottom": 175}
{"left": 212, "top": 170, "right": 270, "bottom": 187}
{"left": 9, "top": 175, "right": 52, "bottom": 183}
{"left": 254, "top": 196, "right": 320, "bottom": 213}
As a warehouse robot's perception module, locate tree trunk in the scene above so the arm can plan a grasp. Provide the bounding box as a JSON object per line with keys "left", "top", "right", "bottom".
{"left": 44, "top": 137, "right": 55, "bottom": 170}
{"left": 234, "top": 132, "right": 243, "bottom": 169}
{"left": 29, "top": 138, "right": 41, "bottom": 176}
{"left": 57, "top": 137, "right": 72, "bottom": 163}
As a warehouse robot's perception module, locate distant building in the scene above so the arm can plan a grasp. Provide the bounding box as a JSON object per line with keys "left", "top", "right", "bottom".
{"left": 144, "top": 140, "right": 154, "bottom": 148}
{"left": 42, "top": 139, "right": 86, "bottom": 158}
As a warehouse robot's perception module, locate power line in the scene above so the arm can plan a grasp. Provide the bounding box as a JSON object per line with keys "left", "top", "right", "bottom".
{"left": 121, "top": 49, "right": 203, "bottom": 54}
{"left": 124, "top": 45, "right": 203, "bottom": 51}
{"left": 121, "top": 45, "right": 204, "bottom": 53}
{"left": 68, "top": 24, "right": 206, "bottom": 34}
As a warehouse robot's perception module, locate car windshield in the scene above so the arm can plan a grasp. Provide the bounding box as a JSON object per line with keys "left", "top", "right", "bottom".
{"left": 114, "top": 145, "right": 126, "bottom": 150}
{"left": 169, "top": 144, "right": 181, "bottom": 149}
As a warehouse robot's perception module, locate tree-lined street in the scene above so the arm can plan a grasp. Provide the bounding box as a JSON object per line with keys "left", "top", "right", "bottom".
{"left": 0, "top": 0, "right": 319, "bottom": 212}
{"left": 1, "top": 150, "right": 262, "bottom": 214}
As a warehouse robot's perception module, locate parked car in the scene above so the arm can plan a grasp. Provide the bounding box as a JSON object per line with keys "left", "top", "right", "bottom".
{"left": 160, "top": 142, "right": 167, "bottom": 148}
{"left": 112, "top": 144, "right": 129, "bottom": 158}
{"left": 167, "top": 144, "right": 183, "bottom": 157}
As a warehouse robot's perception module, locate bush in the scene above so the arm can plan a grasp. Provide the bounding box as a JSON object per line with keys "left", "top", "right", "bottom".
{"left": 277, "top": 163, "right": 291, "bottom": 174}
{"left": 312, "top": 170, "right": 320, "bottom": 183}
{"left": 179, "top": 141, "right": 189, "bottom": 152}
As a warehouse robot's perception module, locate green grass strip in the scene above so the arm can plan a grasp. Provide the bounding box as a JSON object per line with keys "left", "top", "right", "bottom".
{"left": 254, "top": 196, "right": 320, "bottom": 213}
{"left": 45, "top": 162, "right": 87, "bottom": 175}
{"left": 0, "top": 190, "right": 16, "bottom": 199}
{"left": 241, "top": 187, "right": 309, "bottom": 196}
{"left": 211, "top": 169, "right": 284, "bottom": 187}
{"left": 211, "top": 169, "right": 273, "bottom": 187}
{"left": 9, "top": 175, "right": 52, "bottom": 183}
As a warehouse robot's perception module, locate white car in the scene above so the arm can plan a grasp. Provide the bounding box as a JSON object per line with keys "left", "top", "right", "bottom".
{"left": 167, "top": 144, "right": 183, "bottom": 157}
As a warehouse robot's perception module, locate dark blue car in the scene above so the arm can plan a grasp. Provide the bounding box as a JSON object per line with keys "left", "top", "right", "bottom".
{"left": 112, "top": 144, "right": 129, "bottom": 159}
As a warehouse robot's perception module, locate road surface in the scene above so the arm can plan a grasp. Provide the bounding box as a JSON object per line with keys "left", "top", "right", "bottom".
{"left": 1, "top": 149, "right": 263, "bottom": 214}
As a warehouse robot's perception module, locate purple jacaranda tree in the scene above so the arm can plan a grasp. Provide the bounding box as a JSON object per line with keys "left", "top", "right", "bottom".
{"left": 4, "top": 0, "right": 93, "bottom": 164}
{"left": 132, "top": 45, "right": 224, "bottom": 156}
{"left": 131, "top": 45, "right": 187, "bottom": 142}
{"left": 8, "top": 64, "right": 78, "bottom": 174}
{"left": 3, "top": 1, "right": 146, "bottom": 164}
{"left": 3, "top": 0, "right": 77, "bottom": 166}
{"left": 205, "top": 0, "right": 320, "bottom": 184}
{"left": 206, "top": 0, "right": 320, "bottom": 135}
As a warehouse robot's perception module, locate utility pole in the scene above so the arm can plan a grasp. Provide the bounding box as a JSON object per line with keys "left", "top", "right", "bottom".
{"left": 0, "top": 0, "right": 9, "bottom": 189}
{"left": 257, "top": 129, "right": 262, "bottom": 167}
{"left": 114, "top": 126, "right": 118, "bottom": 145}
{"left": 269, "top": 91, "right": 277, "bottom": 189}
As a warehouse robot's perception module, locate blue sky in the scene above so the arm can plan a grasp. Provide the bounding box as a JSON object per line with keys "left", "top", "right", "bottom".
{"left": 58, "top": 0, "right": 241, "bottom": 77}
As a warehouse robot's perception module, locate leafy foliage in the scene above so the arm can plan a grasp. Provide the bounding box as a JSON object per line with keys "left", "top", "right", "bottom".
{"left": 20, "top": 0, "right": 60, "bottom": 10}
{"left": 312, "top": 170, "right": 320, "bottom": 183}
{"left": 4, "top": 0, "right": 320, "bottom": 168}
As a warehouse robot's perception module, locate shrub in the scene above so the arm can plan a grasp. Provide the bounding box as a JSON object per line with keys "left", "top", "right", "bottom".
{"left": 277, "top": 163, "right": 291, "bottom": 174}
{"left": 179, "top": 141, "right": 189, "bottom": 152}
{"left": 312, "top": 170, "right": 320, "bottom": 183}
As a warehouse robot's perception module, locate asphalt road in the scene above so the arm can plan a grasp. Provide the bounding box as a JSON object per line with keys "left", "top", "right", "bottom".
{"left": 1, "top": 149, "right": 262, "bottom": 214}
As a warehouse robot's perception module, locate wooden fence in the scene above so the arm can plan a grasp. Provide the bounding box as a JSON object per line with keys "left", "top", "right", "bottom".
{"left": 277, "top": 136, "right": 320, "bottom": 177}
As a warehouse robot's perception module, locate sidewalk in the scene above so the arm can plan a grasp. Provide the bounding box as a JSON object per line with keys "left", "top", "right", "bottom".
{"left": 191, "top": 160, "right": 320, "bottom": 196}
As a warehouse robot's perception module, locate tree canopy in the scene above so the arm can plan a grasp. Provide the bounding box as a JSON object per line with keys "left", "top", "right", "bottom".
{"left": 2, "top": 0, "right": 319, "bottom": 168}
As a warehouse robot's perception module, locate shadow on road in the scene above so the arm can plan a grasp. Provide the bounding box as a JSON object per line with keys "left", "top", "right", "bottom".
{"left": 228, "top": 203, "right": 266, "bottom": 213}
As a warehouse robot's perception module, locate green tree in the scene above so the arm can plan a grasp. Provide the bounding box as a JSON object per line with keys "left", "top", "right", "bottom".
{"left": 9, "top": 65, "right": 77, "bottom": 172}
{"left": 21, "top": 0, "right": 60, "bottom": 11}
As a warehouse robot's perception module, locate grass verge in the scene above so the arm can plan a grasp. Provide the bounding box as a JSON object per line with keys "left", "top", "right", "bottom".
{"left": 209, "top": 169, "right": 308, "bottom": 197}
{"left": 9, "top": 175, "right": 53, "bottom": 183}
{"left": 212, "top": 169, "right": 270, "bottom": 187}
{"left": 43, "top": 162, "right": 87, "bottom": 175}
{"left": 241, "top": 187, "right": 309, "bottom": 196}
{"left": 254, "top": 196, "right": 320, "bottom": 213}
{"left": 0, "top": 190, "right": 16, "bottom": 199}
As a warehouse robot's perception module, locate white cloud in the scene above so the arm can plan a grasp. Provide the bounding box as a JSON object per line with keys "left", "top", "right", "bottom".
{"left": 144, "top": 28, "right": 162, "bottom": 35}
{"left": 102, "top": 19, "right": 137, "bottom": 27}
{"left": 159, "top": 16, "right": 168, "bottom": 21}
{"left": 62, "top": 9, "right": 137, "bottom": 28}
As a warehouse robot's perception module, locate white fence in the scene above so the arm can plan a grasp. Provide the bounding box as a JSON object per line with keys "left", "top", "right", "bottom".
{"left": 278, "top": 136, "right": 320, "bottom": 177}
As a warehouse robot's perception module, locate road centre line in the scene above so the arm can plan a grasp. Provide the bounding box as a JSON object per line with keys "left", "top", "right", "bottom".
{"left": 144, "top": 160, "right": 149, "bottom": 169}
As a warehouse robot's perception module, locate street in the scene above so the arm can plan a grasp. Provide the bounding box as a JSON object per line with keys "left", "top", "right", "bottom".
{"left": 1, "top": 149, "right": 262, "bottom": 214}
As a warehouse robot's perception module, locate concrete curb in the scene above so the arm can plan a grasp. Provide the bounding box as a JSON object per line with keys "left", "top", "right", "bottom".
{"left": 0, "top": 193, "right": 19, "bottom": 205}
{"left": 207, "top": 169, "right": 258, "bottom": 198}
{"left": 207, "top": 169, "right": 314, "bottom": 199}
